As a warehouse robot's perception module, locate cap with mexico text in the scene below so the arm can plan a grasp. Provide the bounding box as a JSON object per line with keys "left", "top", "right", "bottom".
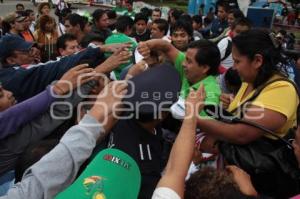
{"left": 55, "top": 148, "right": 141, "bottom": 199}
{"left": 0, "top": 35, "right": 34, "bottom": 60}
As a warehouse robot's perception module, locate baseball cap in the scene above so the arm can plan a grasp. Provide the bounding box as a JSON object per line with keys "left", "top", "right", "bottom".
{"left": 55, "top": 148, "right": 141, "bottom": 199}
{"left": 0, "top": 35, "right": 34, "bottom": 60}
{"left": 105, "top": 33, "right": 137, "bottom": 80}
{"left": 3, "top": 12, "right": 26, "bottom": 24}
{"left": 123, "top": 63, "right": 181, "bottom": 120}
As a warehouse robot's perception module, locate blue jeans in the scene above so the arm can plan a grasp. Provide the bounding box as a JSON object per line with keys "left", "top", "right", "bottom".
{"left": 0, "top": 170, "right": 15, "bottom": 196}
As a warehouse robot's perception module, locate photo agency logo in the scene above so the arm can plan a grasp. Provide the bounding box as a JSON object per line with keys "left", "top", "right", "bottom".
{"left": 49, "top": 74, "right": 266, "bottom": 125}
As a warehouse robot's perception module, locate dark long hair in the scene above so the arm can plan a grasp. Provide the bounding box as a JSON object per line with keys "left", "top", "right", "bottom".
{"left": 232, "top": 29, "right": 288, "bottom": 88}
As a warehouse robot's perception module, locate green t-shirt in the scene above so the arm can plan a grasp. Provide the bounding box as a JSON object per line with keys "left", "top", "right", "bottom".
{"left": 112, "top": 7, "right": 128, "bottom": 16}
{"left": 174, "top": 52, "right": 221, "bottom": 116}
{"left": 105, "top": 33, "right": 138, "bottom": 80}
{"left": 124, "top": 11, "right": 136, "bottom": 19}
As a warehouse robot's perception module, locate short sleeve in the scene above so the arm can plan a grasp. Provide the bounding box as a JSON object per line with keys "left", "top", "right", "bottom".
{"left": 152, "top": 187, "right": 181, "bottom": 199}
{"left": 174, "top": 52, "right": 186, "bottom": 80}
{"left": 251, "top": 81, "right": 298, "bottom": 119}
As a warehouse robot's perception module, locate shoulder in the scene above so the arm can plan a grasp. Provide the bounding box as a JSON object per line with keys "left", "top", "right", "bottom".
{"left": 262, "top": 79, "right": 298, "bottom": 94}
{"left": 218, "top": 36, "right": 230, "bottom": 47}
{"left": 175, "top": 52, "right": 185, "bottom": 63}
{"left": 202, "top": 76, "right": 221, "bottom": 102}
{"left": 253, "top": 78, "right": 299, "bottom": 117}
{"left": 174, "top": 52, "right": 186, "bottom": 73}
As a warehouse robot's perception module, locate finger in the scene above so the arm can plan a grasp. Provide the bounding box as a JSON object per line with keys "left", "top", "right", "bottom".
{"left": 199, "top": 84, "right": 206, "bottom": 99}
{"left": 112, "top": 43, "right": 132, "bottom": 51}
{"left": 113, "top": 47, "right": 125, "bottom": 55}
{"left": 196, "top": 83, "right": 204, "bottom": 96}
{"left": 189, "top": 88, "right": 196, "bottom": 97}
{"left": 114, "top": 81, "right": 128, "bottom": 93}
{"left": 226, "top": 165, "right": 239, "bottom": 173}
{"left": 72, "top": 64, "right": 90, "bottom": 71}
{"left": 221, "top": 100, "right": 229, "bottom": 105}
{"left": 80, "top": 76, "right": 97, "bottom": 85}
{"left": 106, "top": 81, "right": 115, "bottom": 89}
{"left": 220, "top": 95, "right": 231, "bottom": 103}
{"left": 118, "top": 50, "right": 132, "bottom": 58}
{"left": 119, "top": 60, "right": 131, "bottom": 65}
{"left": 79, "top": 72, "right": 97, "bottom": 80}
{"left": 140, "top": 48, "right": 150, "bottom": 55}
{"left": 220, "top": 95, "right": 230, "bottom": 102}
{"left": 118, "top": 88, "right": 128, "bottom": 97}
{"left": 120, "top": 54, "right": 132, "bottom": 62}
{"left": 120, "top": 42, "right": 132, "bottom": 48}
{"left": 76, "top": 68, "right": 95, "bottom": 75}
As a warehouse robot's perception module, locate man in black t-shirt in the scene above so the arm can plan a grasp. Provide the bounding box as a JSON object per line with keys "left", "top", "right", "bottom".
{"left": 104, "top": 64, "right": 181, "bottom": 199}
{"left": 131, "top": 13, "right": 151, "bottom": 42}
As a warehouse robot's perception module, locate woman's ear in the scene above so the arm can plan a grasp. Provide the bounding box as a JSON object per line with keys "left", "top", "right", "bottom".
{"left": 253, "top": 54, "right": 263, "bottom": 70}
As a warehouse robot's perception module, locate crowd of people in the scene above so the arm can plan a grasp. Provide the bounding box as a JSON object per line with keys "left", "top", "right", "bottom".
{"left": 0, "top": 0, "right": 300, "bottom": 198}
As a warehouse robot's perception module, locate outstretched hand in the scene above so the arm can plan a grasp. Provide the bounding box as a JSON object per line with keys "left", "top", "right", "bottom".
{"left": 54, "top": 64, "right": 96, "bottom": 95}
{"left": 101, "top": 42, "right": 132, "bottom": 53}
{"left": 98, "top": 48, "right": 132, "bottom": 72}
{"left": 137, "top": 42, "right": 151, "bottom": 59}
{"left": 226, "top": 165, "right": 258, "bottom": 197}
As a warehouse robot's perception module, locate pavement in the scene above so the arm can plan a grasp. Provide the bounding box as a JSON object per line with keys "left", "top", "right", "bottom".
{"left": 0, "top": 0, "right": 106, "bottom": 18}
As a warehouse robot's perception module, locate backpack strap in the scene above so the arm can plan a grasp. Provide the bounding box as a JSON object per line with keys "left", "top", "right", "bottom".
{"left": 221, "top": 39, "right": 232, "bottom": 61}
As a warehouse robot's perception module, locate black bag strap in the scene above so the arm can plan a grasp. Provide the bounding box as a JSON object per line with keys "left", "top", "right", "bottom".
{"left": 221, "top": 39, "right": 232, "bottom": 61}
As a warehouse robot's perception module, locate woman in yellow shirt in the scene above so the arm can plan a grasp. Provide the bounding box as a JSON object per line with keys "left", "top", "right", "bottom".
{"left": 197, "top": 29, "right": 299, "bottom": 197}
{"left": 199, "top": 29, "right": 298, "bottom": 145}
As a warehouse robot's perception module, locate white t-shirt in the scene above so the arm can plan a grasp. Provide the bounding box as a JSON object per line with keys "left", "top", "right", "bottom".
{"left": 152, "top": 187, "right": 181, "bottom": 199}
{"left": 217, "top": 36, "right": 233, "bottom": 69}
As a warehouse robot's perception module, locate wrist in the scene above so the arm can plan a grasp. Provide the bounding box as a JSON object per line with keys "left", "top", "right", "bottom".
{"left": 183, "top": 114, "right": 197, "bottom": 125}
{"left": 185, "top": 106, "right": 198, "bottom": 118}
{"left": 99, "top": 45, "right": 109, "bottom": 53}
{"left": 89, "top": 105, "right": 106, "bottom": 123}
{"left": 96, "top": 62, "right": 112, "bottom": 74}
{"left": 53, "top": 84, "right": 66, "bottom": 95}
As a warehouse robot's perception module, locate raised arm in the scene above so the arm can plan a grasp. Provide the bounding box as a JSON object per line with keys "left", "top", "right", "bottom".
{"left": 138, "top": 39, "right": 180, "bottom": 64}
{"left": 0, "top": 64, "right": 96, "bottom": 140}
{"left": 154, "top": 85, "right": 206, "bottom": 199}
{"left": 1, "top": 43, "right": 130, "bottom": 102}
{"left": 1, "top": 81, "right": 128, "bottom": 199}
{"left": 0, "top": 86, "right": 55, "bottom": 140}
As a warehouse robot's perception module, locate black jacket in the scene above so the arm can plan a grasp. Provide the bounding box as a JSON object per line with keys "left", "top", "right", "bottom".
{"left": 0, "top": 47, "right": 103, "bottom": 102}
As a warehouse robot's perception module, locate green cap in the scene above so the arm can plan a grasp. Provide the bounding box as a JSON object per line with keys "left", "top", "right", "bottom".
{"left": 55, "top": 148, "right": 141, "bottom": 199}
{"left": 105, "top": 33, "right": 137, "bottom": 80}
